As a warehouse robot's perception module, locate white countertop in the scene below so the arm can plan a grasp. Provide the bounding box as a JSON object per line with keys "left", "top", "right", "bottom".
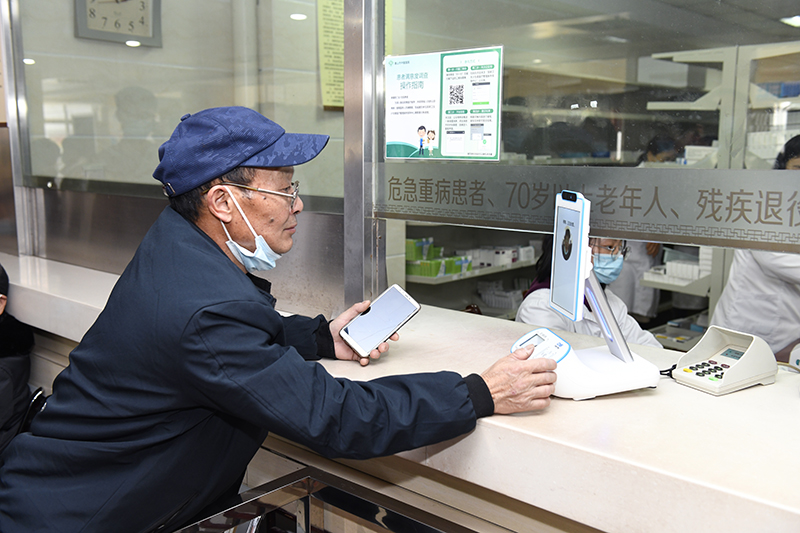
{"left": 3, "top": 251, "right": 797, "bottom": 531}
{"left": 0, "top": 252, "right": 117, "bottom": 342}
{"left": 316, "top": 305, "right": 800, "bottom": 532}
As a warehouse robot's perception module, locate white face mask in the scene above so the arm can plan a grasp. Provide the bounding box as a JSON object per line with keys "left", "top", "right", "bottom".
{"left": 221, "top": 186, "right": 282, "bottom": 272}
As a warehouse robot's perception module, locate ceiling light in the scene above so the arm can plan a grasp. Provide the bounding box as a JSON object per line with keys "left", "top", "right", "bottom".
{"left": 22, "top": 58, "right": 35, "bottom": 65}
{"left": 532, "top": 58, "right": 542, "bottom": 64}
{"left": 780, "top": 16, "right": 800, "bottom": 28}
{"left": 604, "top": 35, "right": 628, "bottom": 43}
{"left": 290, "top": 13, "right": 307, "bottom": 21}
{"left": 125, "top": 40, "right": 141, "bottom": 47}
{"left": 571, "top": 103, "right": 580, "bottom": 110}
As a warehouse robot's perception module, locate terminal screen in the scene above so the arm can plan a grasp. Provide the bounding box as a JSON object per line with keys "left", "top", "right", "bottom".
{"left": 719, "top": 347, "right": 745, "bottom": 361}
{"left": 551, "top": 204, "right": 583, "bottom": 317}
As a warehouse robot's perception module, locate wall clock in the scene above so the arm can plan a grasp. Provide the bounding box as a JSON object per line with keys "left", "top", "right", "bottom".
{"left": 75, "top": 0, "right": 162, "bottom": 47}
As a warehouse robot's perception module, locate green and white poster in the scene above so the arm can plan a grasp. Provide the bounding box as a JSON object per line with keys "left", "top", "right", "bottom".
{"left": 385, "top": 46, "right": 503, "bottom": 160}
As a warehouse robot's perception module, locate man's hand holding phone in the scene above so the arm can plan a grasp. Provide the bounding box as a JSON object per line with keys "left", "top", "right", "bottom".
{"left": 330, "top": 300, "right": 399, "bottom": 366}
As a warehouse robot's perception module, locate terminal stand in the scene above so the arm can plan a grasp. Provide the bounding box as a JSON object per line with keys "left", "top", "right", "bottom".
{"left": 552, "top": 269, "right": 661, "bottom": 400}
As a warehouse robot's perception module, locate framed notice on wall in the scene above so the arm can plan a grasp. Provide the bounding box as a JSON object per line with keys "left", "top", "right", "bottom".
{"left": 385, "top": 46, "right": 503, "bottom": 161}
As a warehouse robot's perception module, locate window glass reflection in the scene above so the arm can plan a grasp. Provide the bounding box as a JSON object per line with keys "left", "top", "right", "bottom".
{"left": 397, "top": 0, "right": 800, "bottom": 170}
{"left": 18, "top": 1, "right": 343, "bottom": 200}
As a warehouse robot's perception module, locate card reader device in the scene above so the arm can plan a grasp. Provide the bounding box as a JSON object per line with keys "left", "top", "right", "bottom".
{"left": 673, "top": 325, "right": 777, "bottom": 396}
{"left": 511, "top": 327, "right": 571, "bottom": 363}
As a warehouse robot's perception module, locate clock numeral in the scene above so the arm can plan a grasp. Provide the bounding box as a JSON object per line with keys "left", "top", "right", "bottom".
{"left": 88, "top": 8, "right": 95, "bottom": 18}
{"left": 114, "top": 19, "right": 121, "bottom": 30}
{"left": 139, "top": 1, "right": 146, "bottom": 11}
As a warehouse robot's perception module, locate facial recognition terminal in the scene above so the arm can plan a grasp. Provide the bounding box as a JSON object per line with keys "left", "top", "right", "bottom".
{"left": 541, "top": 190, "right": 660, "bottom": 400}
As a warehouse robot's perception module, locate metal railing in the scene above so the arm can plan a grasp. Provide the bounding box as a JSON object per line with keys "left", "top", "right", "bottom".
{"left": 174, "top": 466, "right": 479, "bottom": 533}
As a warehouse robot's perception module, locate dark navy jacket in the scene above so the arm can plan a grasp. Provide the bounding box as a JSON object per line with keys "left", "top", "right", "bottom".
{"left": 0, "top": 207, "right": 487, "bottom": 533}
{"left": 0, "top": 313, "right": 34, "bottom": 453}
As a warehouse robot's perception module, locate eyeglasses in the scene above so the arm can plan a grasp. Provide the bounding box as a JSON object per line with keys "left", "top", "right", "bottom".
{"left": 218, "top": 181, "right": 300, "bottom": 209}
{"left": 589, "top": 238, "right": 629, "bottom": 259}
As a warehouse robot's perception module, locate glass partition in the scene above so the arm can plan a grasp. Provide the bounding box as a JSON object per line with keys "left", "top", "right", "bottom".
{"left": 371, "top": 0, "right": 800, "bottom": 322}
{"left": 376, "top": 0, "right": 800, "bottom": 250}
{"left": 11, "top": 0, "right": 344, "bottom": 205}
{"left": 394, "top": 0, "right": 800, "bottom": 171}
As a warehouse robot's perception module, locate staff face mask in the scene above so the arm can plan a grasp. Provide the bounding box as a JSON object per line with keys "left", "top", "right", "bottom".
{"left": 221, "top": 186, "right": 282, "bottom": 272}
{"left": 592, "top": 253, "right": 624, "bottom": 284}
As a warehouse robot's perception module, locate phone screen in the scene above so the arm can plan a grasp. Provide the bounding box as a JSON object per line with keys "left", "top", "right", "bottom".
{"left": 342, "top": 286, "right": 420, "bottom": 355}
{"left": 551, "top": 197, "right": 584, "bottom": 319}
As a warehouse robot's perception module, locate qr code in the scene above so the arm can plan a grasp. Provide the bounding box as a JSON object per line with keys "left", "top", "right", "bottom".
{"left": 449, "top": 85, "right": 464, "bottom": 105}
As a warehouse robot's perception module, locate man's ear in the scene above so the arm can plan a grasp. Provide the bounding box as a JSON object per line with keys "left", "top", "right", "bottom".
{"left": 205, "top": 186, "right": 234, "bottom": 224}
{"left": 0, "top": 294, "right": 7, "bottom": 316}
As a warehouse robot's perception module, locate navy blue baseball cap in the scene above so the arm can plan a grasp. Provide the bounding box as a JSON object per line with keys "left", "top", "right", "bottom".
{"left": 153, "top": 106, "right": 329, "bottom": 197}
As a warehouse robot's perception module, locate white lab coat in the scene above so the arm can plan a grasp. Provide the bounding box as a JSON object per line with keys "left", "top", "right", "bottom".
{"left": 515, "top": 287, "right": 663, "bottom": 348}
{"left": 710, "top": 249, "right": 800, "bottom": 353}
{"left": 607, "top": 241, "right": 661, "bottom": 317}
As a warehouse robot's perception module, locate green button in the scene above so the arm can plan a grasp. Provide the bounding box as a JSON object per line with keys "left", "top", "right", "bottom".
{"left": 709, "top": 377, "right": 719, "bottom": 381}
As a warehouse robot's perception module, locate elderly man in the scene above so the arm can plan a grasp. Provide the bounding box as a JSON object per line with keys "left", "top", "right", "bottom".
{"left": 0, "top": 264, "right": 35, "bottom": 453}
{"left": 0, "top": 107, "right": 556, "bottom": 533}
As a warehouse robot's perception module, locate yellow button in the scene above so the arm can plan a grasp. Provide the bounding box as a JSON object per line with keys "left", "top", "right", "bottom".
{"left": 683, "top": 368, "right": 693, "bottom": 373}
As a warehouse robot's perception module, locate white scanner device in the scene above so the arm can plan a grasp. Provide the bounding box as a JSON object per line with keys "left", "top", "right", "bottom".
{"left": 532, "top": 191, "right": 660, "bottom": 400}
{"left": 512, "top": 266, "right": 661, "bottom": 400}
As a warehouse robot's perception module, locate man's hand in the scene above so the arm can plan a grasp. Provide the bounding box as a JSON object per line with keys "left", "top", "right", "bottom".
{"left": 645, "top": 242, "right": 661, "bottom": 257}
{"left": 330, "top": 300, "right": 399, "bottom": 366}
{"left": 481, "top": 345, "right": 557, "bottom": 414}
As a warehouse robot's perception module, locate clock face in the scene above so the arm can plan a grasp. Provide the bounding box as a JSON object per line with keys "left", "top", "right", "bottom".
{"left": 75, "top": 0, "right": 162, "bottom": 47}
{"left": 85, "top": 0, "right": 153, "bottom": 39}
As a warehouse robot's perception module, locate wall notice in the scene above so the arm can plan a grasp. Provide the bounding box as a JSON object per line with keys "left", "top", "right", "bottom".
{"left": 385, "top": 46, "right": 503, "bottom": 160}
{"left": 318, "top": 0, "right": 344, "bottom": 110}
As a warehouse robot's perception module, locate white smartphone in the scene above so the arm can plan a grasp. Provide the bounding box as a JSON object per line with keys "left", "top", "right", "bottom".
{"left": 339, "top": 284, "right": 421, "bottom": 359}
{"left": 550, "top": 190, "right": 591, "bottom": 322}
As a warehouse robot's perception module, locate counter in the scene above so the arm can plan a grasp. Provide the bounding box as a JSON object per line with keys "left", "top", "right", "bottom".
{"left": 2, "top": 251, "right": 797, "bottom": 531}
{"left": 0, "top": 252, "right": 116, "bottom": 343}
{"left": 271, "top": 305, "right": 800, "bottom": 532}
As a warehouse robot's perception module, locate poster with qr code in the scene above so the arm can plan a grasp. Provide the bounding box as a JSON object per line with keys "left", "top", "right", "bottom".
{"left": 385, "top": 46, "right": 502, "bottom": 160}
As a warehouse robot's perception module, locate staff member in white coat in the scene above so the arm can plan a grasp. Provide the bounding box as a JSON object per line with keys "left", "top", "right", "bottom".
{"left": 516, "top": 236, "right": 662, "bottom": 348}
{"left": 608, "top": 135, "right": 676, "bottom": 322}
{"left": 711, "top": 135, "right": 800, "bottom": 360}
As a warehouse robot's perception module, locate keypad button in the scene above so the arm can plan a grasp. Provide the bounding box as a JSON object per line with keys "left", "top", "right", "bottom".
{"left": 709, "top": 360, "right": 717, "bottom": 365}
{"left": 690, "top": 366, "right": 697, "bottom": 371}
{"left": 683, "top": 368, "right": 693, "bottom": 373}
{"left": 709, "top": 377, "right": 719, "bottom": 381}
{"left": 721, "top": 364, "right": 730, "bottom": 369}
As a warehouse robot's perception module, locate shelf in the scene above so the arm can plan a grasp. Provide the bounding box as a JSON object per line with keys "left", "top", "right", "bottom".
{"left": 639, "top": 274, "right": 711, "bottom": 297}
{"left": 650, "top": 324, "right": 702, "bottom": 352}
{"left": 647, "top": 85, "right": 723, "bottom": 112}
{"left": 406, "top": 258, "right": 536, "bottom": 285}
